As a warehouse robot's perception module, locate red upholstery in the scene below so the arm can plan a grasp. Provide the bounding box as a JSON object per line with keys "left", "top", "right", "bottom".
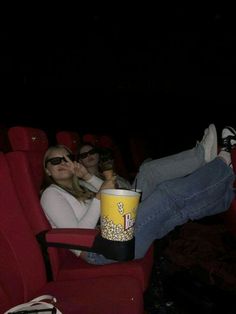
{"left": 99, "top": 135, "right": 114, "bottom": 148}
{"left": 0, "top": 284, "right": 11, "bottom": 313}
{"left": 231, "top": 148, "right": 236, "bottom": 179}
{"left": 0, "top": 128, "right": 4, "bottom": 149}
{"left": 223, "top": 148, "right": 236, "bottom": 234}
{"left": 8, "top": 126, "right": 48, "bottom": 152}
{"left": 0, "top": 153, "right": 143, "bottom": 314}
{"left": 46, "top": 228, "right": 99, "bottom": 247}
{"left": 82, "top": 133, "right": 100, "bottom": 146}
{"left": 56, "top": 131, "right": 80, "bottom": 154}
{"left": 83, "top": 133, "right": 129, "bottom": 179}
{"left": 7, "top": 126, "right": 154, "bottom": 292}
{"left": 0, "top": 125, "right": 11, "bottom": 152}
{"left": 7, "top": 127, "right": 49, "bottom": 234}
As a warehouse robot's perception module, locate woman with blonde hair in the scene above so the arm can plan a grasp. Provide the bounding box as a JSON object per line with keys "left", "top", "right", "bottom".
{"left": 40, "top": 125, "right": 236, "bottom": 264}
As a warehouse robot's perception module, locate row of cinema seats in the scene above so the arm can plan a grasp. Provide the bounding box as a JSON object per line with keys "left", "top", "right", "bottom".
{"left": 1, "top": 124, "right": 236, "bottom": 312}
{"left": 0, "top": 125, "right": 149, "bottom": 181}
{"left": 56, "top": 130, "right": 149, "bottom": 181}
{"left": 0, "top": 151, "right": 144, "bottom": 313}
{"left": 0, "top": 125, "right": 154, "bottom": 313}
{"left": 56, "top": 130, "right": 129, "bottom": 179}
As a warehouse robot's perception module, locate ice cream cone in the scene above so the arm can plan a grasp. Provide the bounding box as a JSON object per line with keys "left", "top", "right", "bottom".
{"left": 103, "top": 169, "right": 114, "bottom": 180}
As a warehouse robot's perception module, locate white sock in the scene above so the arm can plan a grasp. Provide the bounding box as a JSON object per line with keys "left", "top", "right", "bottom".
{"left": 218, "top": 150, "right": 232, "bottom": 167}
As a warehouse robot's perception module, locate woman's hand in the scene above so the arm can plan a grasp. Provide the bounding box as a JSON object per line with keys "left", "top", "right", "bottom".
{"left": 63, "top": 155, "right": 92, "bottom": 181}
{"left": 95, "top": 175, "right": 117, "bottom": 200}
{"left": 74, "top": 162, "right": 91, "bottom": 181}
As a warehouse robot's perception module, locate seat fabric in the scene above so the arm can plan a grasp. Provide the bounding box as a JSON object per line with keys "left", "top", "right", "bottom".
{"left": 0, "top": 152, "right": 144, "bottom": 314}
{"left": 6, "top": 126, "right": 154, "bottom": 291}
{"left": 56, "top": 131, "right": 80, "bottom": 154}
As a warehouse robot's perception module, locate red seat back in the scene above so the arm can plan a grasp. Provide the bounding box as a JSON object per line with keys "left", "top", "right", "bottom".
{"left": 0, "top": 124, "right": 11, "bottom": 152}
{"left": 7, "top": 126, "right": 49, "bottom": 235}
{"left": 56, "top": 131, "right": 80, "bottom": 154}
{"left": 7, "top": 126, "right": 153, "bottom": 291}
{"left": 0, "top": 152, "right": 144, "bottom": 314}
{"left": 82, "top": 133, "right": 100, "bottom": 146}
{"left": 7, "top": 126, "right": 64, "bottom": 279}
{"left": 222, "top": 148, "right": 236, "bottom": 234}
{"left": 231, "top": 148, "right": 236, "bottom": 177}
{"left": 0, "top": 153, "right": 48, "bottom": 306}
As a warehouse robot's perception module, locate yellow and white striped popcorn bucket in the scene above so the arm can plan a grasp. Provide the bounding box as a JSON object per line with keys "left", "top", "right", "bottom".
{"left": 100, "top": 189, "right": 140, "bottom": 241}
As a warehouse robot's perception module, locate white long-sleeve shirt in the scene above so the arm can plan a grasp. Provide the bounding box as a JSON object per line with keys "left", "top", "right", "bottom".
{"left": 40, "top": 175, "right": 103, "bottom": 256}
{"left": 41, "top": 175, "right": 103, "bottom": 229}
{"left": 79, "top": 175, "right": 131, "bottom": 192}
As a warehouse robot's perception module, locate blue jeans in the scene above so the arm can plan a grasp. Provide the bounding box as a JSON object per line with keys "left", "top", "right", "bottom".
{"left": 84, "top": 157, "right": 235, "bottom": 264}
{"left": 133, "top": 143, "right": 206, "bottom": 200}
{"left": 134, "top": 158, "right": 234, "bottom": 258}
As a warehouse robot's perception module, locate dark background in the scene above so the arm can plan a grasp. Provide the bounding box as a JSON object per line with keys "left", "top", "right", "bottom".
{"left": 1, "top": 6, "right": 235, "bottom": 157}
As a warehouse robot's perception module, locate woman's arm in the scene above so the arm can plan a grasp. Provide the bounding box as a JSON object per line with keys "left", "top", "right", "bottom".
{"left": 85, "top": 175, "right": 104, "bottom": 190}
{"left": 64, "top": 156, "right": 104, "bottom": 191}
{"left": 40, "top": 188, "right": 100, "bottom": 229}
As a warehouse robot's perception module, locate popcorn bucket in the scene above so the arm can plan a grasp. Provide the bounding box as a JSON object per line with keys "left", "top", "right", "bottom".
{"left": 100, "top": 189, "right": 140, "bottom": 241}
{"left": 131, "top": 189, "right": 142, "bottom": 201}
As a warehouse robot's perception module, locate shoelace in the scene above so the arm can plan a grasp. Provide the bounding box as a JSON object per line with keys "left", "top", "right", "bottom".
{"left": 222, "top": 136, "right": 236, "bottom": 152}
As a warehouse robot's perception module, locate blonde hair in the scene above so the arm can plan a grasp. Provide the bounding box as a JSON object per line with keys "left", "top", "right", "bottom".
{"left": 42, "top": 145, "right": 95, "bottom": 202}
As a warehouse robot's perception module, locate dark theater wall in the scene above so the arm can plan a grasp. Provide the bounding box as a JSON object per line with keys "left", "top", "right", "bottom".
{"left": 1, "top": 6, "right": 235, "bottom": 157}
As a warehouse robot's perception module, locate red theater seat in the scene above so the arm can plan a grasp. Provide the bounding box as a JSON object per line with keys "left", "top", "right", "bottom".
{"left": 0, "top": 124, "right": 11, "bottom": 152}
{"left": 82, "top": 133, "right": 100, "bottom": 146}
{"left": 6, "top": 126, "right": 154, "bottom": 292}
{"left": 0, "top": 152, "right": 143, "bottom": 314}
{"left": 56, "top": 130, "right": 80, "bottom": 154}
{"left": 222, "top": 148, "right": 236, "bottom": 234}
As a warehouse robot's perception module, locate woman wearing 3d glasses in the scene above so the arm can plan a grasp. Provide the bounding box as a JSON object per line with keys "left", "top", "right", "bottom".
{"left": 40, "top": 124, "right": 236, "bottom": 264}
{"left": 78, "top": 142, "right": 132, "bottom": 191}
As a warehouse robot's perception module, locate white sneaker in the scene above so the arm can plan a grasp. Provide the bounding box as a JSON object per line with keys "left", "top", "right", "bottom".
{"left": 221, "top": 126, "right": 236, "bottom": 152}
{"left": 200, "top": 124, "right": 217, "bottom": 162}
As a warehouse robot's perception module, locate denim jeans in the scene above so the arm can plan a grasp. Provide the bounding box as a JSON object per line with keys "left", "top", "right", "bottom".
{"left": 84, "top": 157, "right": 235, "bottom": 264}
{"left": 134, "top": 158, "right": 234, "bottom": 258}
{"left": 133, "top": 143, "right": 206, "bottom": 200}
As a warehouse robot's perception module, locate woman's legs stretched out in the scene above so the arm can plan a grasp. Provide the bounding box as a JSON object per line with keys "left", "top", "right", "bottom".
{"left": 133, "top": 124, "right": 217, "bottom": 200}
{"left": 134, "top": 157, "right": 235, "bottom": 259}
{"left": 84, "top": 157, "right": 234, "bottom": 264}
{"left": 82, "top": 125, "right": 236, "bottom": 264}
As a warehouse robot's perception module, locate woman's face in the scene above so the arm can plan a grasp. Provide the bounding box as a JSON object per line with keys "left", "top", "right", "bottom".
{"left": 45, "top": 147, "right": 74, "bottom": 182}
{"left": 79, "top": 144, "right": 99, "bottom": 169}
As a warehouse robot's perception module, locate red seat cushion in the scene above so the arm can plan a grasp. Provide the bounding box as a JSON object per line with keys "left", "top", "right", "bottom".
{"left": 0, "top": 152, "right": 143, "bottom": 314}
{"left": 6, "top": 126, "right": 154, "bottom": 291}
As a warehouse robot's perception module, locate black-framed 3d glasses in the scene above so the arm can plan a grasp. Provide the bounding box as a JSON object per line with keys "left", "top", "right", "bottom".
{"left": 45, "top": 154, "right": 75, "bottom": 167}
{"left": 79, "top": 148, "right": 98, "bottom": 160}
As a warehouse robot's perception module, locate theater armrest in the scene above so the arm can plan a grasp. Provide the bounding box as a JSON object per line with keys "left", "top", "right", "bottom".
{"left": 38, "top": 227, "right": 135, "bottom": 262}
{"left": 45, "top": 228, "right": 99, "bottom": 248}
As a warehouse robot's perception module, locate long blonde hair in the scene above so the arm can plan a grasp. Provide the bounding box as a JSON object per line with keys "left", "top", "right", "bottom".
{"left": 41, "top": 145, "right": 95, "bottom": 202}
